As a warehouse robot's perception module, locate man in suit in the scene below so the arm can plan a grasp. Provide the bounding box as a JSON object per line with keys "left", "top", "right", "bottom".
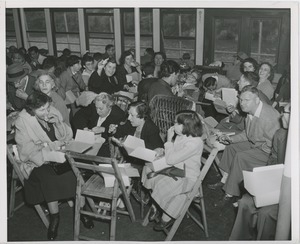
{"left": 209, "top": 85, "right": 281, "bottom": 199}
{"left": 71, "top": 92, "right": 127, "bottom": 157}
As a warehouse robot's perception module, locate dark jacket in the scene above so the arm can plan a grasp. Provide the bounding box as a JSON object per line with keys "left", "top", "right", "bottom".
{"left": 71, "top": 104, "right": 126, "bottom": 157}
{"left": 116, "top": 65, "right": 139, "bottom": 89}
{"left": 147, "top": 78, "right": 174, "bottom": 104}
{"left": 137, "top": 77, "right": 158, "bottom": 102}
{"left": 88, "top": 71, "right": 121, "bottom": 95}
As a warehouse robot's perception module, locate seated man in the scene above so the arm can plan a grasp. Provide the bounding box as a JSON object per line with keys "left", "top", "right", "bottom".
{"left": 71, "top": 92, "right": 127, "bottom": 157}
{"left": 138, "top": 62, "right": 158, "bottom": 102}
{"left": 209, "top": 86, "right": 281, "bottom": 199}
{"left": 229, "top": 103, "right": 290, "bottom": 240}
{"left": 7, "top": 63, "right": 36, "bottom": 110}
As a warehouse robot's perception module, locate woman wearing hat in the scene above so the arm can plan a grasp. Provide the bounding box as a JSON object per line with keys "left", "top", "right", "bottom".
{"left": 7, "top": 63, "right": 36, "bottom": 110}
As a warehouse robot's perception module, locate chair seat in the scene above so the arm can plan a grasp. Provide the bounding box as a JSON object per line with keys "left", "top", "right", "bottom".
{"left": 82, "top": 174, "right": 121, "bottom": 199}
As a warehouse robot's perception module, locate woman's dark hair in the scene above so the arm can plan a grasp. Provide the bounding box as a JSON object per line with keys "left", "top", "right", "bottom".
{"left": 128, "top": 101, "right": 149, "bottom": 120}
{"left": 243, "top": 71, "right": 259, "bottom": 86}
{"left": 240, "top": 57, "right": 259, "bottom": 74}
{"left": 203, "top": 76, "right": 217, "bottom": 88}
{"left": 160, "top": 60, "right": 180, "bottom": 78}
{"left": 93, "top": 52, "right": 103, "bottom": 62}
{"left": 154, "top": 51, "right": 167, "bottom": 61}
{"left": 82, "top": 55, "right": 93, "bottom": 66}
{"left": 62, "top": 48, "right": 71, "bottom": 57}
{"left": 12, "top": 50, "right": 25, "bottom": 61}
{"left": 119, "top": 50, "right": 133, "bottom": 65}
{"left": 176, "top": 110, "right": 203, "bottom": 137}
{"left": 66, "top": 55, "right": 81, "bottom": 67}
{"left": 145, "top": 48, "right": 155, "bottom": 57}
{"left": 25, "top": 91, "right": 52, "bottom": 116}
{"left": 42, "top": 56, "right": 57, "bottom": 70}
{"left": 100, "top": 58, "right": 117, "bottom": 76}
{"left": 259, "top": 62, "right": 275, "bottom": 82}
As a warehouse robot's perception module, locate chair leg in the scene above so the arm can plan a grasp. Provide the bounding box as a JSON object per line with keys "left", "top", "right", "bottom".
{"left": 34, "top": 205, "right": 49, "bottom": 228}
{"left": 110, "top": 184, "right": 119, "bottom": 241}
{"left": 198, "top": 185, "right": 208, "bottom": 237}
{"left": 74, "top": 179, "right": 82, "bottom": 241}
{"left": 142, "top": 207, "right": 151, "bottom": 226}
{"left": 9, "top": 173, "right": 17, "bottom": 218}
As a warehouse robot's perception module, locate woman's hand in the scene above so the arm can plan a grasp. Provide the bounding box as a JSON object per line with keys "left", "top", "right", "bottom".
{"left": 153, "top": 148, "right": 164, "bottom": 159}
{"left": 97, "top": 58, "right": 109, "bottom": 75}
{"left": 108, "top": 124, "right": 118, "bottom": 134}
{"left": 47, "top": 113, "right": 60, "bottom": 124}
{"left": 167, "top": 126, "right": 175, "bottom": 142}
{"left": 111, "top": 136, "right": 124, "bottom": 147}
{"left": 91, "top": 126, "right": 105, "bottom": 134}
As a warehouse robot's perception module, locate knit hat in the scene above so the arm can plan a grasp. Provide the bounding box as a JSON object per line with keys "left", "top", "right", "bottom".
{"left": 7, "top": 63, "right": 29, "bottom": 83}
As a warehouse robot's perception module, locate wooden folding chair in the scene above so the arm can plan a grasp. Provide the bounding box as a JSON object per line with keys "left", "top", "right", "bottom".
{"left": 65, "top": 151, "right": 136, "bottom": 241}
{"left": 7, "top": 144, "right": 50, "bottom": 228}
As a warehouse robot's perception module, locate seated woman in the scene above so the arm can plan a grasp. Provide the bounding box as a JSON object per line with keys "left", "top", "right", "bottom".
{"left": 257, "top": 62, "right": 275, "bottom": 100}
{"left": 34, "top": 71, "right": 70, "bottom": 126}
{"left": 142, "top": 110, "right": 204, "bottom": 231}
{"left": 116, "top": 50, "right": 142, "bottom": 91}
{"left": 110, "top": 101, "right": 164, "bottom": 203}
{"left": 240, "top": 57, "right": 258, "bottom": 74}
{"left": 71, "top": 92, "right": 126, "bottom": 157}
{"left": 14, "top": 91, "right": 76, "bottom": 240}
{"left": 88, "top": 58, "right": 122, "bottom": 95}
{"left": 11, "top": 50, "right": 32, "bottom": 73}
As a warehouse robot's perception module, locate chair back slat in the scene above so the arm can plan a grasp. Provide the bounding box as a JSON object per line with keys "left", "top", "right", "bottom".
{"left": 7, "top": 144, "right": 25, "bottom": 186}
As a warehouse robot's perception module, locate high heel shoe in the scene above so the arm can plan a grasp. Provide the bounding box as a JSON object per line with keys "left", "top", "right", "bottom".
{"left": 80, "top": 215, "right": 94, "bottom": 229}
{"left": 47, "top": 213, "right": 60, "bottom": 241}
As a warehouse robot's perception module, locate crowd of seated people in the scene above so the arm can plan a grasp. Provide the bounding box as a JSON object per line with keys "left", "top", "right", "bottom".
{"left": 6, "top": 44, "right": 291, "bottom": 241}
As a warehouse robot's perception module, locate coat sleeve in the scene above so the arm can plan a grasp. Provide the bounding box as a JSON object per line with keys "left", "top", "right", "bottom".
{"left": 14, "top": 118, "right": 45, "bottom": 167}
{"left": 164, "top": 138, "right": 203, "bottom": 166}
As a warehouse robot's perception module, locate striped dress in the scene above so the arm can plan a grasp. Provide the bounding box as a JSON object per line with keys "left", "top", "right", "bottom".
{"left": 142, "top": 135, "right": 203, "bottom": 219}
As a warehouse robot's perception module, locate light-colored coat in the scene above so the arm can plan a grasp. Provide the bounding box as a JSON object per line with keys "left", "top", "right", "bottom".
{"left": 14, "top": 106, "right": 73, "bottom": 179}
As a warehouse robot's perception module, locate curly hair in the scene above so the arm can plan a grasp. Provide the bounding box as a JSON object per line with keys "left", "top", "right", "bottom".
{"left": 25, "top": 91, "right": 52, "bottom": 116}
{"left": 259, "top": 62, "right": 275, "bottom": 82}
{"left": 128, "top": 101, "right": 149, "bottom": 120}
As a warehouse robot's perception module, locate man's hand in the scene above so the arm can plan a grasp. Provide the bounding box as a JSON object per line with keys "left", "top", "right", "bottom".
{"left": 91, "top": 126, "right": 105, "bottom": 134}
{"left": 218, "top": 134, "right": 233, "bottom": 145}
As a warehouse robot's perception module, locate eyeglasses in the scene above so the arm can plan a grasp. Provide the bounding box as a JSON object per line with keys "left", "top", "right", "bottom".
{"left": 283, "top": 111, "right": 290, "bottom": 114}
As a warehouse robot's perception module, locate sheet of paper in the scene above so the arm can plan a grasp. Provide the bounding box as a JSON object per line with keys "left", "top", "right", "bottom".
{"left": 243, "top": 164, "right": 284, "bottom": 207}
{"left": 126, "top": 72, "right": 141, "bottom": 83}
{"left": 129, "top": 147, "right": 156, "bottom": 162}
{"left": 221, "top": 88, "right": 238, "bottom": 106}
{"left": 64, "top": 141, "right": 93, "bottom": 154}
{"left": 213, "top": 99, "right": 228, "bottom": 114}
{"left": 123, "top": 135, "right": 145, "bottom": 155}
{"left": 65, "top": 90, "right": 77, "bottom": 104}
{"left": 75, "top": 129, "right": 95, "bottom": 144}
{"left": 204, "top": 116, "right": 218, "bottom": 128}
{"left": 204, "top": 92, "right": 216, "bottom": 101}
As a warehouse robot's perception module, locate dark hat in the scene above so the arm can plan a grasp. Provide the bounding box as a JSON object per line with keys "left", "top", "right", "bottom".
{"left": 7, "top": 63, "right": 29, "bottom": 83}
{"left": 233, "top": 51, "right": 249, "bottom": 60}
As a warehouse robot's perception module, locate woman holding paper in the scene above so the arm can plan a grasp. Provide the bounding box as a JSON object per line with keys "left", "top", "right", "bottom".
{"left": 142, "top": 110, "right": 203, "bottom": 231}
{"left": 116, "top": 50, "right": 142, "bottom": 92}
{"left": 14, "top": 91, "right": 77, "bottom": 240}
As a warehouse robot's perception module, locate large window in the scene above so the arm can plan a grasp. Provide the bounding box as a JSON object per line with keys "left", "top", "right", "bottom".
{"left": 250, "top": 18, "right": 281, "bottom": 64}
{"left": 122, "top": 9, "right": 153, "bottom": 54}
{"left": 161, "top": 9, "right": 196, "bottom": 63}
{"left": 24, "top": 9, "right": 48, "bottom": 50}
{"left": 204, "top": 9, "right": 290, "bottom": 72}
{"left": 52, "top": 9, "right": 80, "bottom": 56}
{"left": 85, "top": 9, "right": 114, "bottom": 54}
{"left": 214, "top": 18, "right": 240, "bottom": 65}
{"left": 6, "top": 9, "right": 17, "bottom": 48}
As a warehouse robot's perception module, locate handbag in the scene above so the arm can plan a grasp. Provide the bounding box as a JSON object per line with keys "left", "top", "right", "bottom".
{"left": 49, "top": 161, "right": 72, "bottom": 175}
{"left": 147, "top": 166, "right": 185, "bottom": 181}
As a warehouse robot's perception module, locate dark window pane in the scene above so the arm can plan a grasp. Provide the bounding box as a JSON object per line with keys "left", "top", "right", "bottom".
{"left": 88, "top": 15, "right": 114, "bottom": 33}
{"left": 55, "top": 33, "right": 80, "bottom": 54}
{"left": 123, "top": 12, "right": 134, "bottom": 34}
{"left": 86, "top": 9, "right": 113, "bottom": 14}
{"left": 214, "top": 18, "right": 240, "bottom": 64}
{"left": 27, "top": 32, "right": 48, "bottom": 50}
{"left": 162, "top": 14, "right": 178, "bottom": 36}
{"left": 164, "top": 39, "right": 195, "bottom": 62}
{"left": 251, "top": 18, "right": 280, "bottom": 65}
{"left": 181, "top": 14, "right": 195, "bottom": 37}
{"left": 24, "top": 10, "right": 46, "bottom": 31}
{"left": 140, "top": 12, "right": 152, "bottom": 35}
{"left": 54, "top": 11, "right": 79, "bottom": 33}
